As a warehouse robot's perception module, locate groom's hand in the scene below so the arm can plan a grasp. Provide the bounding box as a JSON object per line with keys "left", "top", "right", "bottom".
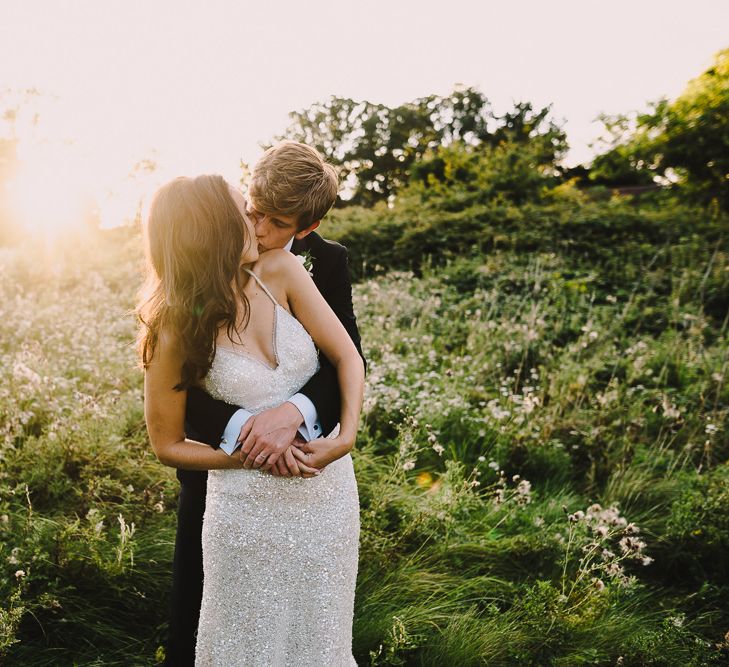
{"left": 238, "top": 403, "right": 304, "bottom": 470}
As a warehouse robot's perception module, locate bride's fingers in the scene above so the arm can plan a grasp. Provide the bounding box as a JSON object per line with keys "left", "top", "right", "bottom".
{"left": 290, "top": 447, "right": 322, "bottom": 474}
{"left": 284, "top": 448, "right": 302, "bottom": 477}
{"left": 290, "top": 447, "right": 310, "bottom": 463}
{"left": 275, "top": 457, "right": 290, "bottom": 477}
{"left": 298, "top": 461, "right": 321, "bottom": 475}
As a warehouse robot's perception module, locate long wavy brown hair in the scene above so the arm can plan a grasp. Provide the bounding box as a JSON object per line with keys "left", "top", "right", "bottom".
{"left": 137, "top": 174, "right": 252, "bottom": 390}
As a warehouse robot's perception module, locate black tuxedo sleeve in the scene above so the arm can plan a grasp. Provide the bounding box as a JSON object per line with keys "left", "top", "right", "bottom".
{"left": 184, "top": 385, "right": 240, "bottom": 448}
{"left": 298, "top": 246, "right": 366, "bottom": 435}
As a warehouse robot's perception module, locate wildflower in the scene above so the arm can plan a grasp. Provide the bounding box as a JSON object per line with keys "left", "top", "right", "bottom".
{"left": 432, "top": 443, "right": 444, "bottom": 456}
{"left": 619, "top": 536, "right": 646, "bottom": 555}
{"left": 605, "top": 562, "right": 624, "bottom": 578}
{"left": 534, "top": 516, "right": 545, "bottom": 527}
{"left": 15, "top": 570, "right": 25, "bottom": 579}
{"left": 478, "top": 455, "right": 486, "bottom": 462}
{"left": 641, "top": 556, "right": 654, "bottom": 566}
{"left": 591, "top": 577, "right": 606, "bottom": 591}
{"left": 487, "top": 460, "right": 499, "bottom": 471}
{"left": 416, "top": 472, "right": 433, "bottom": 488}
{"left": 402, "top": 461, "right": 415, "bottom": 471}
{"left": 705, "top": 423, "right": 719, "bottom": 435}
{"left": 515, "top": 479, "right": 532, "bottom": 505}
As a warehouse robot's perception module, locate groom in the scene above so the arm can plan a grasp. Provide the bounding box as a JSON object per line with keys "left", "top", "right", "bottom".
{"left": 164, "top": 141, "right": 366, "bottom": 666}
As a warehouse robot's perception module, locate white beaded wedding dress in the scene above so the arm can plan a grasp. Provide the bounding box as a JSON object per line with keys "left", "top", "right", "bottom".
{"left": 195, "top": 269, "right": 360, "bottom": 666}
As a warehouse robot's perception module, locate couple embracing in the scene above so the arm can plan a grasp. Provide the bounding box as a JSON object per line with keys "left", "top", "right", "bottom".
{"left": 139, "top": 142, "right": 366, "bottom": 666}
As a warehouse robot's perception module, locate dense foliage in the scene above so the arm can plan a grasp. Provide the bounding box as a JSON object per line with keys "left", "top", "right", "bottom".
{"left": 2, "top": 50, "right": 728, "bottom": 666}
{"left": 1, "top": 186, "right": 728, "bottom": 664}
{"left": 273, "top": 88, "right": 566, "bottom": 206}
{"left": 589, "top": 48, "right": 729, "bottom": 208}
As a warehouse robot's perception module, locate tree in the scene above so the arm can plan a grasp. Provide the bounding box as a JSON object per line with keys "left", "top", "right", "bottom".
{"left": 589, "top": 48, "right": 729, "bottom": 207}
{"left": 270, "top": 87, "right": 564, "bottom": 206}
{"left": 586, "top": 113, "right": 656, "bottom": 187}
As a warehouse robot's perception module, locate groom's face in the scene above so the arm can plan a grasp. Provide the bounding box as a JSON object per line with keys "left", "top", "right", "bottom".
{"left": 248, "top": 200, "right": 299, "bottom": 252}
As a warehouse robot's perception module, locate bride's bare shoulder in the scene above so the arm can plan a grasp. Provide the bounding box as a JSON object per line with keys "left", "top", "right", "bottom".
{"left": 255, "top": 248, "right": 303, "bottom": 280}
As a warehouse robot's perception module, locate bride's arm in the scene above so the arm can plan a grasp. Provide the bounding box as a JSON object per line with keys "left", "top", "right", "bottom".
{"left": 274, "top": 252, "right": 365, "bottom": 466}
{"left": 144, "top": 329, "right": 247, "bottom": 471}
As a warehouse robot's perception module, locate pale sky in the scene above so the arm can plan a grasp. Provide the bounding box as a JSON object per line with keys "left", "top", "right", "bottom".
{"left": 1, "top": 0, "right": 727, "bottom": 228}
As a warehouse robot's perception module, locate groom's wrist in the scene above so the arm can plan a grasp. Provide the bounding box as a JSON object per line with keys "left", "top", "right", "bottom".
{"left": 282, "top": 398, "right": 306, "bottom": 427}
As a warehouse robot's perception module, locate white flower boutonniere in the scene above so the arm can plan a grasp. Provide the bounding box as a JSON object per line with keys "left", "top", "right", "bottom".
{"left": 296, "top": 250, "right": 315, "bottom": 277}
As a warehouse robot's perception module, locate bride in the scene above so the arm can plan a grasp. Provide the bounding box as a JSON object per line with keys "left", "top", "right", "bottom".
{"left": 139, "top": 174, "right": 364, "bottom": 666}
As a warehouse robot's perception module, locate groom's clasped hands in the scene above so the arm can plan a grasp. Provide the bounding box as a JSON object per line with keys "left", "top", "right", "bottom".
{"left": 235, "top": 403, "right": 340, "bottom": 478}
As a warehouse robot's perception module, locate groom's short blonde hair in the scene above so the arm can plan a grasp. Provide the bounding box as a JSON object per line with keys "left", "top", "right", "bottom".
{"left": 250, "top": 141, "right": 339, "bottom": 231}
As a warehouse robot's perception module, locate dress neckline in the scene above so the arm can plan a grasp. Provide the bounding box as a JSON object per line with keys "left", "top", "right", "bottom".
{"left": 216, "top": 303, "right": 281, "bottom": 371}
{"left": 215, "top": 269, "right": 282, "bottom": 370}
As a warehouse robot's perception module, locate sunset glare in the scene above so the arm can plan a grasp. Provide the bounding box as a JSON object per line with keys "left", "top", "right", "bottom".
{"left": 1, "top": 0, "right": 728, "bottom": 237}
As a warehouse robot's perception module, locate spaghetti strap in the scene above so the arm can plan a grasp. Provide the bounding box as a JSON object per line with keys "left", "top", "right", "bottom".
{"left": 244, "top": 268, "right": 280, "bottom": 307}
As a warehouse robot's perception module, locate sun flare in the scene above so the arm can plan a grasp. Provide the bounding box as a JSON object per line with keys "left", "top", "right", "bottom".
{"left": 6, "top": 142, "right": 96, "bottom": 239}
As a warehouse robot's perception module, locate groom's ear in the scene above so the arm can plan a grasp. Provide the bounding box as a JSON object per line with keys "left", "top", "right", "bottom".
{"left": 294, "top": 219, "right": 320, "bottom": 240}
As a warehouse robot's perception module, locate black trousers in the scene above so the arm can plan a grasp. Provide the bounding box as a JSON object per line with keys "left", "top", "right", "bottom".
{"left": 165, "top": 469, "right": 207, "bottom": 667}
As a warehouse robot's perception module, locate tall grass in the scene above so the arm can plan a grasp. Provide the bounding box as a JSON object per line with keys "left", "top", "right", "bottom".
{"left": 1, "top": 212, "right": 728, "bottom": 664}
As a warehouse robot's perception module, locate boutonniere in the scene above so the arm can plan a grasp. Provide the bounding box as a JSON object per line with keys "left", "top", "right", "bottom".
{"left": 296, "top": 250, "right": 315, "bottom": 277}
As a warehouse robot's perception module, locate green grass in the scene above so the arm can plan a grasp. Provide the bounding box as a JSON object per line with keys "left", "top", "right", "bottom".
{"left": 1, "top": 212, "right": 728, "bottom": 664}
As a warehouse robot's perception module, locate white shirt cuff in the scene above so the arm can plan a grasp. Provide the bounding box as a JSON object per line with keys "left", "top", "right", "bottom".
{"left": 220, "top": 408, "right": 253, "bottom": 455}
{"left": 286, "top": 393, "right": 323, "bottom": 441}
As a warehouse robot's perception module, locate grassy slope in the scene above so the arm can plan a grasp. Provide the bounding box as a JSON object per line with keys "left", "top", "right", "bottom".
{"left": 1, "top": 212, "right": 728, "bottom": 665}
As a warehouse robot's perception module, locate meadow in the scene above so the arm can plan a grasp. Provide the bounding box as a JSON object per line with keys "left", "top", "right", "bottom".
{"left": 1, "top": 189, "right": 729, "bottom": 665}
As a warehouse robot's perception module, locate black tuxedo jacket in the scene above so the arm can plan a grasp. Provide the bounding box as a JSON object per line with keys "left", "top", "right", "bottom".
{"left": 183, "top": 231, "right": 365, "bottom": 477}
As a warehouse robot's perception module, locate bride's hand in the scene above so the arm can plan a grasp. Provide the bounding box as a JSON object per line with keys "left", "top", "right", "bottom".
{"left": 266, "top": 445, "right": 321, "bottom": 478}
{"left": 291, "top": 437, "right": 352, "bottom": 470}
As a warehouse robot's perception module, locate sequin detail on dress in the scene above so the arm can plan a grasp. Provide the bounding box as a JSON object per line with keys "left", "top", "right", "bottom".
{"left": 195, "top": 269, "right": 360, "bottom": 666}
